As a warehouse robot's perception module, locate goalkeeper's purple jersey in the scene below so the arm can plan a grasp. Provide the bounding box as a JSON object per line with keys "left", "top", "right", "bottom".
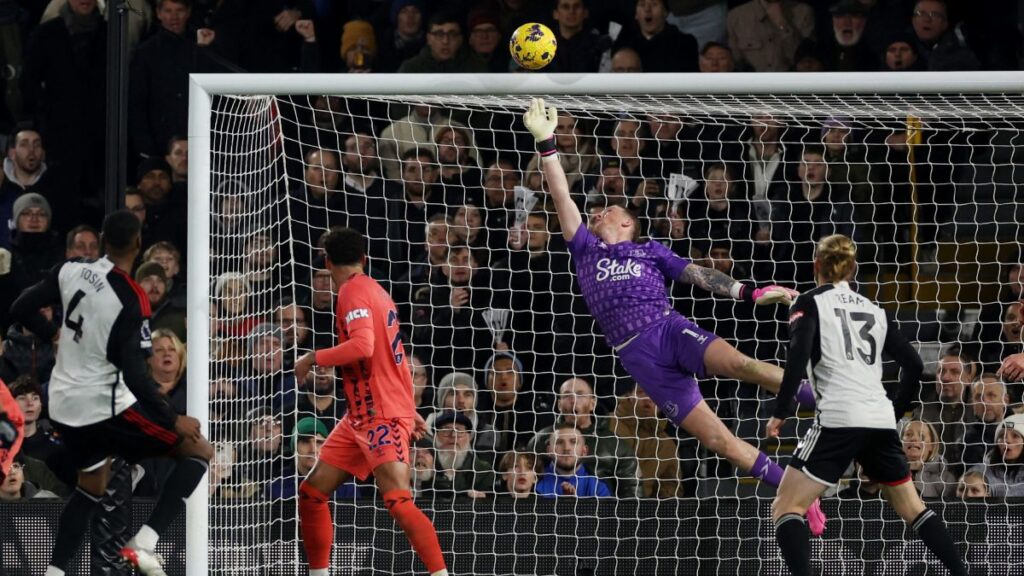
{"left": 566, "top": 226, "right": 691, "bottom": 347}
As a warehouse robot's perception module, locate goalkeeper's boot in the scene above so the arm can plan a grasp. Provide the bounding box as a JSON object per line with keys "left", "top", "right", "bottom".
{"left": 119, "top": 540, "right": 167, "bottom": 576}
{"left": 806, "top": 499, "right": 827, "bottom": 537}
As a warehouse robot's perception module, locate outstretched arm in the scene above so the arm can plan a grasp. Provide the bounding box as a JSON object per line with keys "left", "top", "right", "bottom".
{"left": 676, "top": 263, "right": 799, "bottom": 305}
{"left": 523, "top": 98, "right": 582, "bottom": 242}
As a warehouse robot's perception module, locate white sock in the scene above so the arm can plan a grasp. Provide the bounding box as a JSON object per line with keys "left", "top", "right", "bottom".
{"left": 430, "top": 570, "right": 449, "bottom": 576}
{"left": 309, "top": 569, "right": 329, "bottom": 576}
{"left": 44, "top": 567, "right": 65, "bottom": 576}
{"left": 133, "top": 524, "right": 159, "bottom": 551}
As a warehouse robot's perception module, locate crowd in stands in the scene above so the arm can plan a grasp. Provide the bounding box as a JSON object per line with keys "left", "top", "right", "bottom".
{"left": 0, "top": 0, "right": 1023, "bottom": 510}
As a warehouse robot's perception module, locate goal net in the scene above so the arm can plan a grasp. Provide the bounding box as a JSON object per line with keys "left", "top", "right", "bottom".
{"left": 186, "top": 73, "right": 1024, "bottom": 576}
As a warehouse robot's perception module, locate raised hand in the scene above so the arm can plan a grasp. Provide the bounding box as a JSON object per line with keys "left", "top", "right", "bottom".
{"left": 523, "top": 98, "right": 557, "bottom": 142}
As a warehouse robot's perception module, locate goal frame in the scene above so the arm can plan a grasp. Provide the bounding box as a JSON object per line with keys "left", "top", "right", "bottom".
{"left": 185, "top": 71, "right": 1024, "bottom": 575}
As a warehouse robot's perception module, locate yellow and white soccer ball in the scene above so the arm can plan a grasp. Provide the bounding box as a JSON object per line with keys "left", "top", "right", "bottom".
{"left": 509, "top": 23, "right": 557, "bottom": 71}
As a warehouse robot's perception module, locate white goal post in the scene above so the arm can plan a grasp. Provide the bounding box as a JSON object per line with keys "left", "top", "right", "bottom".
{"left": 187, "top": 72, "right": 1024, "bottom": 576}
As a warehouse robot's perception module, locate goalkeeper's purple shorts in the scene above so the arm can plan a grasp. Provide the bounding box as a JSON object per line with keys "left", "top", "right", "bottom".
{"left": 616, "top": 313, "right": 718, "bottom": 425}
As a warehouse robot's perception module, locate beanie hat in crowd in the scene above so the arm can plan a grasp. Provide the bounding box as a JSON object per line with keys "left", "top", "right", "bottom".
{"left": 291, "top": 416, "right": 329, "bottom": 451}
{"left": 435, "top": 371, "right": 476, "bottom": 409}
{"left": 996, "top": 413, "right": 1024, "bottom": 443}
{"left": 248, "top": 322, "right": 283, "bottom": 351}
{"left": 135, "top": 260, "right": 167, "bottom": 285}
{"left": 340, "top": 19, "right": 378, "bottom": 59}
{"left": 483, "top": 350, "right": 523, "bottom": 383}
{"left": 390, "top": 0, "right": 424, "bottom": 26}
{"left": 12, "top": 193, "right": 51, "bottom": 223}
{"left": 434, "top": 409, "right": 474, "bottom": 431}
{"left": 883, "top": 30, "right": 919, "bottom": 55}
{"left": 136, "top": 156, "right": 172, "bottom": 182}
{"left": 467, "top": 7, "right": 500, "bottom": 32}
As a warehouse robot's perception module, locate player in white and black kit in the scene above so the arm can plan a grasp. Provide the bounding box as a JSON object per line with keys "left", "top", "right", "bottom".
{"left": 10, "top": 210, "right": 213, "bottom": 576}
{"left": 766, "top": 234, "right": 968, "bottom": 576}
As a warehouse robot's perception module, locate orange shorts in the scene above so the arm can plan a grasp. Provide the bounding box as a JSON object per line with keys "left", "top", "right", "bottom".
{"left": 319, "top": 416, "right": 412, "bottom": 480}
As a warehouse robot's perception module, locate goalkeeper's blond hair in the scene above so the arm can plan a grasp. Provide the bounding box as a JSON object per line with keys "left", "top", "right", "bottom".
{"left": 815, "top": 234, "right": 857, "bottom": 283}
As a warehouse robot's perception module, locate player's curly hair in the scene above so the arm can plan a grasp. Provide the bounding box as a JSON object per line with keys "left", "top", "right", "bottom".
{"left": 815, "top": 234, "right": 857, "bottom": 283}
{"left": 321, "top": 226, "right": 366, "bottom": 267}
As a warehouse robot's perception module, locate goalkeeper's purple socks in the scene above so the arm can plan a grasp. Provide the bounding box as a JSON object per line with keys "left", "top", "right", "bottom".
{"left": 750, "top": 451, "right": 784, "bottom": 487}
{"left": 796, "top": 379, "right": 816, "bottom": 408}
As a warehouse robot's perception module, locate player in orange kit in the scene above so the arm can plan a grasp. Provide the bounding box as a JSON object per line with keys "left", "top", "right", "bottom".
{"left": 294, "top": 227, "right": 449, "bottom": 576}
{"left": 0, "top": 378, "right": 25, "bottom": 481}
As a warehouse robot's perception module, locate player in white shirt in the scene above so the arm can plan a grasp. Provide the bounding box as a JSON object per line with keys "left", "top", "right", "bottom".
{"left": 765, "top": 234, "right": 967, "bottom": 576}
{"left": 10, "top": 210, "right": 213, "bottom": 576}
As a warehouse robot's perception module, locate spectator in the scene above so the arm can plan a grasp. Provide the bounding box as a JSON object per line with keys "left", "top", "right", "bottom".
{"left": 901, "top": 419, "right": 955, "bottom": 498}
{"left": 915, "top": 346, "right": 978, "bottom": 472}
{"left": 609, "top": 46, "right": 643, "bottom": 72}
{"left": 529, "top": 378, "right": 640, "bottom": 497}
{"left": 498, "top": 450, "right": 540, "bottom": 498}
{"left": 403, "top": 214, "right": 454, "bottom": 292}
{"left": 7, "top": 193, "right": 63, "bottom": 291}
{"left": 148, "top": 329, "right": 187, "bottom": 415}
{"left": 882, "top": 31, "right": 924, "bottom": 71}
{"left": 237, "top": 406, "right": 285, "bottom": 492}
{"left": 770, "top": 144, "right": 855, "bottom": 289}
{"left": 726, "top": 0, "right": 814, "bottom": 71}
{"left": 410, "top": 246, "right": 510, "bottom": 372}
{"left": 480, "top": 350, "right": 553, "bottom": 459}
{"left": 607, "top": 119, "right": 650, "bottom": 191}
{"left": 0, "top": 455, "right": 59, "bottom": 500}
{"left": 295, "top": 363, "right": 345, "bottom": 428}
{"left": 242, "top": 232, "right": 283, "bottom": 312}
{"left": 376, "top": 0, "right": 426, "bottom": 73}
{"left": 481, "top": 160, "right": 519, "bottom": 253}
{"left": 1, "top": 306, "right": 57, "bottom": 384}
{"left": 434, "top": 124, "right": 483, "bottom": 206}
{"left": 22, "top": 0, "right": 107, "bottom": 219}
{"left": 998, "top": 298, "right": 1024, "bottom": 384}
{"left": 431, "top": 410, "right": 493, "bottom": 498}
{"left": 9, "top": 376, "right": 64, "bottom": 482}
{"left": 536, "top": 423, "right": 613, "bottom": 498}
{"left": 135, "top": 157, "right": 186, "bottom": 253}
{"left": 452, "top": 203, "right": 486, "bottom": 249}
{"left": 398, "top": 12, "right": 486, "bottom": 73}
{"left": 686, "top": 162, "right": 753, "bottom": 265}
{"left": 65, "top": 224, "right": 100, "bottom": 260}
{"left": 143, "top": 240, "right": 186, "bottom": 308}
{"left": 586, "top": 157, "right": 628, "bottom": 207}
{"left": 963, "top": 374, "right": 1011, "bottom": 467}
{"left": 698, "top": 41, "right": 736, "bottom": 72}
{"left": 339, "top": 20, "right": 377, "bottom": 72}
{"left": 386, "top": 148, "right": 444, "bottom": 281}
{"left": 955, "top": 469, "right": 989, "bottom": 499}
{"left": 410, "top": 353, "right": 434, "bottom": 418}
{"left": 129, "top": 0, "right": 214, "bottom": 158}
{"left": 821, "top": 117, "right": 872, "bottom": 240}
{"left": 977, "top": 262, "right": 1023, "bottom": 365}
{"left": 610, "top": 384, "right": 686, "bottom": 498}
{"left": 1, "top": 127, "right": 56, "bottom": 244}
{"left": 212, "top": 271, "right": 258, "bottom": 338}
{"left": 274, "top": 298, "right": 313, "bottom": 356}
{"left": 910, "top": 0, "right": 979, "bottom": 70}
{"left": 165, "top": 136, "right": 188, "bottom": 187}
{"left": 124, "top": 187, "right": 150, "bottom": 242}
{"left": 820, "top": 0, "right": 877, "bottom": 71}
{"left": 208, "top": 442, "right": 255, "bottom": 498}
{"left": 467, "top": 7, "right": 509, "bottom": 72}
{"left": 791, "top": 37, "right": 826, "bottom": 71}
{"left": 410, "top": 437, "right": 436, "bottom": 497}
{"left": 548, "top": 0, "right": 605, "bottom": 73}
{"left": 525, "top": 112, "right": 598, "bottom": 198}
{"left": 136, "top": 261, "right": 187, "bottom": 343}
{"left": 981, "top": 302, "right": 1023, "bottom": 370}
{"left": 306, "top": 264, "right": 337, "bottom": 350}
{"left": 738, "top": 114, "right": 787, "bottom": 239}
{"left": 206, "top": 0, "right": 319, "bottom": 73}
{"left": 612, "top": 0, "right": 699, "bottom": 72}
{"left": 243, "top": 322, "right": 296, "bottom": 413}
{"left": 338, "top": 131, "right": 390, "bottom": 279}
{"left": 427, "top": 371, "right": 496, "bottom": 455}
{"left": 981, "top": 413, "right": 1024, "bottom": 497}
{"left": 836, "top": 463, "right": 883, "bottom": 500}
{"left": 289, "top": 147, "right": 340, "bottom": 275}
{"left": 267, "top": 417, "right": 359, "bottom": 500}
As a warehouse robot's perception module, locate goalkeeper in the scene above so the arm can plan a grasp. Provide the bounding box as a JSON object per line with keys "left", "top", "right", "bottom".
{"left": 523, "top": 99, "right": 825, "bottom": 534}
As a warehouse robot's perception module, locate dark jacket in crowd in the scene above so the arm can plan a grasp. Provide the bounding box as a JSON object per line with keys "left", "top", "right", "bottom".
{"left": 529, "top": 415, "right": 641, "bottom": 498}
{"left": 612, "top": 23, "right": 698, "bottom": 72}
{"left": 397, "top": 46, "right": 488, "bottom": 73}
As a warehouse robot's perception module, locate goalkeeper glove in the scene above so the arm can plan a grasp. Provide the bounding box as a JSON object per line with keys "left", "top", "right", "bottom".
{"left": 739, "top": 283, "right": 799, "bottom": 306}
{"left": 524, "top": 98, "right": 558, "bottom": 153}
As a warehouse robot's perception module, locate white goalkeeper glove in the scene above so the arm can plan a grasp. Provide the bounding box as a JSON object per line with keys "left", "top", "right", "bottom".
{"left": 524, "top": 98, "right": 557, "bottom": 142}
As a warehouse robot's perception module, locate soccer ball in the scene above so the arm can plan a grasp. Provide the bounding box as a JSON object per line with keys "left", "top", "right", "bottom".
{"left": 509, "top": 23, "right": 557, "bottom": 70}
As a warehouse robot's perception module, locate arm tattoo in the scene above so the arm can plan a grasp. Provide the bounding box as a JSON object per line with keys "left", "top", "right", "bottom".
{"left": 678, "top": 264, "right": 737, "bottom": 298}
